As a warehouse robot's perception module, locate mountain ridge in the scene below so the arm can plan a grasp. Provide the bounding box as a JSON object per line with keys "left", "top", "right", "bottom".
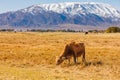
{"left": 0, "top": 2, "right": 120, "bottom": 30}
{"left": 20, "top": 2, "right": 120, "bottom": 18}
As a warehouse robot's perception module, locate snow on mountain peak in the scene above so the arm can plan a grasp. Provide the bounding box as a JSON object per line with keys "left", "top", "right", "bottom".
{"left": 21, "top": 2, "right": 120, "bottom": 18}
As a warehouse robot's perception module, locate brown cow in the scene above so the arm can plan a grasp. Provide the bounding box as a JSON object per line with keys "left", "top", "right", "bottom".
{"left": 85, "top": 32, "right": 88, "bottom": 35}
{"left": 56, "top": 42, "right": 86, "bottom": 65}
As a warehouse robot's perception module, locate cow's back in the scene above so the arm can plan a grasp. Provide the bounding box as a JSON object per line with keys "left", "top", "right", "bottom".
{"left": 70, "top": 42, "right": 85, "bottom": 57}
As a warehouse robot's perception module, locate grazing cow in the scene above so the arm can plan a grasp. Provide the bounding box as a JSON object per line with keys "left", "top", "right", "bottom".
{"left": 56, "top": 42, "right": 86, "bottom": 65}
{"left": 85, "top": 32, "right": 88, "bottom": 35}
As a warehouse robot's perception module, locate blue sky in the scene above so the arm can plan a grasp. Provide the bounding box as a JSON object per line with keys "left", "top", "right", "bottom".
{"left": 0, "top": 0, "right": 120, "bottom": 13}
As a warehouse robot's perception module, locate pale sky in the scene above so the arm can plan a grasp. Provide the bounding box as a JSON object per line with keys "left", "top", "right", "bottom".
{"left": 0, "top": 0, "right": 120, "bottom": 13}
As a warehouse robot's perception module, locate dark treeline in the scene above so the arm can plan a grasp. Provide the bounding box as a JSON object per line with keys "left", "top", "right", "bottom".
{"left": 0, "top": 28, "right": 81, "bottom": 32}
{"left": 88, "top": 30, "right": 105, "bottom": 33}
{"left": 27, "top": 29, "right": 82, "bottom": 32}
{"left": 0, "top": 26, "right": 120, "bottom": 33}
{"left": 0, "top": 29, "right": 14, "bottom": 32}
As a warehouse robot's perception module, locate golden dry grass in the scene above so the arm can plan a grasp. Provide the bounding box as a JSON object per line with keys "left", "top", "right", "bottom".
{"left": 0, "top": 32, "right": 120, "bottom": 80}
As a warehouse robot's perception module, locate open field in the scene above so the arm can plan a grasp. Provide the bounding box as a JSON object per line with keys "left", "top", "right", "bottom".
{"left": 0, "top": 32, "right": 120, "bottom": 80}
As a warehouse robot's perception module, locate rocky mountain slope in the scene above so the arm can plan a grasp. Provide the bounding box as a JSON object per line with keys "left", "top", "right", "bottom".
{"left": 0, "top": 2, "right": 120, "bottom": 29}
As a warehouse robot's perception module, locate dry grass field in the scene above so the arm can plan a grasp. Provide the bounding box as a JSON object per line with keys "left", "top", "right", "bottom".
{"left": 0, "top": 32, "right": 120, "bottom": 80}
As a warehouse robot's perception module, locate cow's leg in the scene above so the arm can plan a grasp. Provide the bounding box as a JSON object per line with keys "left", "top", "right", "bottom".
{"left": 82, "top": 50, "right": 87, "bottom": 64}
{"left": 66, "top": 56, "right": 71, "bottom": 64}
{"left": 68, "top": 58, "right": 70, "bottom": 64}
{"left": 76, "top": 57, "right": 78, "bottom": 63}
{"left": 73, "top": 52, "right": 77, "bottom": 64}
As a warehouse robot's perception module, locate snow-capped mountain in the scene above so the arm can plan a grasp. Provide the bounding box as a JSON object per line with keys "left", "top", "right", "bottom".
{"left": 0, "top": 2, "right": 120, "bottom": 29}
{"left": 21, "top": 2, "right": 120, "bottom": 18}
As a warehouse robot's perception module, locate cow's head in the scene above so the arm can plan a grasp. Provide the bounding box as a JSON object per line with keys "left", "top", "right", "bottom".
{"left": 56, "top": 56, "right": 66, "bottom": 65}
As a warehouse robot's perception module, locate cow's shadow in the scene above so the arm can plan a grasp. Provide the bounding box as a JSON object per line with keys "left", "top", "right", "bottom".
{"left": 65, "top": 60, "right": 103, "bottom": 67}
{"left": 85, "top": 61, "right": 103, "bottom": 66}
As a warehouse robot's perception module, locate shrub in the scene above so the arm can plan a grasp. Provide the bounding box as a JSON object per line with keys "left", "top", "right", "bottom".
{"left": 106, "top": 27, "right": 120, "bottom": 33}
